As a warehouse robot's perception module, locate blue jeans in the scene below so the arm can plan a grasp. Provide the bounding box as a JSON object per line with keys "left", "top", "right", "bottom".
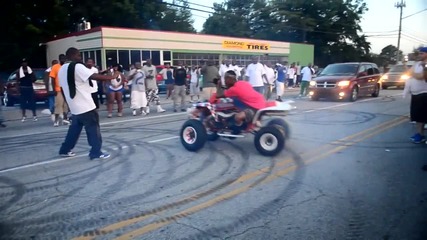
{"left": 253, "top": 86, "right": 264, "bottom": 95}
{"left": 48, "top": 95, "right": 55, "bottom": 114}
{"left": 59, "top": 110, "right": 102, "bottom": 158}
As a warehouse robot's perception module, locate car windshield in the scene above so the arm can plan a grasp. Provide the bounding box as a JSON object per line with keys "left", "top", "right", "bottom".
{"left": 319, "top": 64, "right": 359, "bottom": 76}
{"left": 389, "top": 65, "right": 412, "bottom": 73}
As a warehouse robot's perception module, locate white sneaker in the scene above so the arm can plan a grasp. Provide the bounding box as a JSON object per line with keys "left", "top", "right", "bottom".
{"left": 146, "top": 107, "right": 150, "bottom": 114}
{"left": 157, "top": 105, "right": 166, "bottom": 113}
{"left": 51, "top": 114, "right": 56, "bottom": 122}
{"left": 33, "top": 116, "right": 38, "bottom": 122}
{"left": 60, "top": 151, "right": 76, "bottom": 157}
{"left": 21, "top": 117, "right": 26, "bottom": 122}
{"left": 62, "top": 119, "right": 70, "bottom": 125}
{"left": 132, "top": 110, "right": 137, "bottom": 116}
{"left": 54, "top": 121, "right": 59, "bottom": 127}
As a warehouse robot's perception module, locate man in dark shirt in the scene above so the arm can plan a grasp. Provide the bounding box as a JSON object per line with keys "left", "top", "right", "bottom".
{"left": 173, "top": 61, "right": 187, "bottom": 112}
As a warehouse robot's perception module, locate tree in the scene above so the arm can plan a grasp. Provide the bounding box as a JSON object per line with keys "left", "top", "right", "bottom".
{"left": 0, "top": 0, "right": 196, "bottom": 71}
{"left": 158, "top": 0, "right": 196, "bottom": 33}
{"left": 202, "top": 1, "right": 254, "bottom": 38}
{"left": 379, "top": 45, "right": 403, "bottom": 65}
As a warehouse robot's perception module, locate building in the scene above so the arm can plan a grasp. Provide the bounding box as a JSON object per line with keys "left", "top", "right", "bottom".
{"left": 46, "top": 26, "right": 314, "bottom": 70}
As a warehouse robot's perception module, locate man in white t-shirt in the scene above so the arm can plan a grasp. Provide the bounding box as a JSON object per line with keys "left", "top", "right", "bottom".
{"left": 219, "top": 59, "right": 239, "bottom": 86}
{"left": 58, "top": 47, "right": 119, "bottom": 160}
{"left": 405, "top": 47, "right": 427, "bottom": 144}
{"left": 300, "top": 63, "right": 314, "bottom": 97}
{"left": 287, "top": 63, "right": 296, "bottom": 88}
{"left": 143, "top": 59, "right": 165, "bottom": 113}
{"left": 85, "top": 58, "right": 100, "bottom": 109}
{"left": 264, "top": 62, "right": 276, "bottom": 100}
{"left": 245, "top": 56, "right": 268, "bottom": 94}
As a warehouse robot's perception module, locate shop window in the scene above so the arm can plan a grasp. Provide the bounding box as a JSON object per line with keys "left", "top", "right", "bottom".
{"left": 95, "top": 50, "right": 102, "bottom": 68}
{"left": 152, "top": 51, "right": 161, "bottom": 65}
{"left": 119, "top": 50, "right": 130, "bottom": 70}
{"left": 89, "top": 51, "right": 95, "bottom": 59}
{"left": 131, "top": 50, "right": 141, "bottom": 65}
{"left": 163, "top": 51, "right": 171, "bottom": 61}
{"left": 106, "top": 50, "right": 118, "bottom": 68}
{"left": 142, "top": 50, "right": 151, "bottom": 61}
{"left": 83, "top": 51, "right": 89, "bottom": 63}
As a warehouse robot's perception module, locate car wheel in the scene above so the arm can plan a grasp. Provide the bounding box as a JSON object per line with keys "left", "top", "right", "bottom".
{"left": 371, "top": 84, "right": 380, "bottom": 97}
{"left": 180, "top": 119, "right": 207, "bottom": 152}
{"left": 254, "top": 126, "right": 285, "bottom": 157}
{"left": 381, "top": 85, "right": 388, "bottom": 90}
{"left": 266, "top": 118, "right": 291, "bottom": 139}
{"left": 349, "top": 87, "right": 358, "bottom": 102}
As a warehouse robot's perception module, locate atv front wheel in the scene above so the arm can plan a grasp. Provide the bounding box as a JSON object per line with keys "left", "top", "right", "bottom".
{"left": 180, "top": 119, "right": 207, "bottom": 152}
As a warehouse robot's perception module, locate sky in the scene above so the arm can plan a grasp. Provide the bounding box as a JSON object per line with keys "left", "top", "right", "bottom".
{"left": 165, "top": 0, "right": 427, "bottom": 54}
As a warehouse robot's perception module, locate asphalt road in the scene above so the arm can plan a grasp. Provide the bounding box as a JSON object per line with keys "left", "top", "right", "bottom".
{"left": 0, "top": 89, "right": 426, "bottom": 240}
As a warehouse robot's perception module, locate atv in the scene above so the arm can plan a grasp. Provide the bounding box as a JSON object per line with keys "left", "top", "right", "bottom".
{"left": 180, "top": 98, "right": 294, "bottom": 156}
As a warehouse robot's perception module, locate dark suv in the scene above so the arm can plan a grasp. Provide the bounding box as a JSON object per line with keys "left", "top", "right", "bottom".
{"left": 308, "top": 62, "right": 381, "bottom": 101}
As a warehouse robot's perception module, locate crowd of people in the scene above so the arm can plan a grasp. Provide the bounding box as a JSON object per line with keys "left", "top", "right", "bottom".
{"left": 1, "top": 46, "right": 426, "bottom": 163}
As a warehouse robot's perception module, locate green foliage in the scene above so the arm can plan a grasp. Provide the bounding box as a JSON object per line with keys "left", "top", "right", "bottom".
{"left": 0, "top": 0, "right": 194, "bottom": 71}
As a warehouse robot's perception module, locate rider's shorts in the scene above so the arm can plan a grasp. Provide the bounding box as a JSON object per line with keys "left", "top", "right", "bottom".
{"left": 243, "top": 108, "right": 255, "bottom": 123}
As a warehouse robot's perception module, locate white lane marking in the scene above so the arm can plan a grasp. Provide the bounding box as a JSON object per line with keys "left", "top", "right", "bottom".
{"left": 301, "top": 94, "right": 402, "bottom": 113}
{"left": 0, "top": 136, "right": 180, "bottom": 174}
{"left": 0, "top": 112, "right": 187, "bottom": 140}
{"left": 0, "top": 154, "right": 87, "bottom": 174}
{"left": 148, "top": 136, "right": 179, "bottom": 143}
{"left": 100, "top": 112, "right": 186, "bottom": 126}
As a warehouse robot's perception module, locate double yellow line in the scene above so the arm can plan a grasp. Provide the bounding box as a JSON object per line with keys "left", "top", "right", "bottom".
{"left": 74, "top": 115, "right": 408, "bottom": 240}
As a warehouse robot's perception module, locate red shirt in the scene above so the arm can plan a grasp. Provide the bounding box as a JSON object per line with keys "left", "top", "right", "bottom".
{"left": 224, "top": 81, "right": 267, "bottom": 110}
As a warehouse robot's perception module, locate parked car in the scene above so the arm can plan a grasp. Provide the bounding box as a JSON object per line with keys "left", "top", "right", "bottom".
{"left": 156, "top": 65, "right": 167, "bottom": 94}
{"left": 308, "top": 62, "right": 381, "bottom": 102}
{"left": 3, "top": 68, "right": 48, "bottom": 106}
{"left": 380, "top": 62, "right": 414, "bottom": 89}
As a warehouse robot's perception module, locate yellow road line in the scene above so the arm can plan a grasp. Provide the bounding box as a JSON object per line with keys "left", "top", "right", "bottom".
{"left": 111, "top": 117, "right": 407, "bottom": 240}
{"left": 73, "top": 116, "right": 406, "bottom": 240}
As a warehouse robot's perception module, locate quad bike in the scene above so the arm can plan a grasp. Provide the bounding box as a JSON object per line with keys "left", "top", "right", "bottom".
{"left": 180, "top": 98, "right": 294, "bottom": 156}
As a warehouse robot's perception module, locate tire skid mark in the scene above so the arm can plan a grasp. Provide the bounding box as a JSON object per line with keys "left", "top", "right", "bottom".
{"left": 109, "top": 152, "right": 278, "bottom": 240}
{"left": 0, "top": 176, "right": 26, "bottom": 213}
{"left": 6, "top": 140, "right": 124, "bottom": 237}
{"left": 73, "top": 140, "right": 260, "bottom": 238}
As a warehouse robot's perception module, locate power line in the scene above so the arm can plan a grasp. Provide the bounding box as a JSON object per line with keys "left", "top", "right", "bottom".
{"left": 402, "top": 8, "right": 427, "bottom": 19}
{"left": 175, "top": 0, "right": 215, "bottom": 10}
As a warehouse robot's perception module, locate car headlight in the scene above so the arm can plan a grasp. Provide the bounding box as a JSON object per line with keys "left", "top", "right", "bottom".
{"left": 309, "top": 81, "right": 317, "bottom": 87}
{"left": 337, "top": 80, "right": 350, "bottom": 87}
{"left": 400, "top": 74, "right": 409, "bottom": 80}
{"left": 381, "top": 75, "right": 388, "bottom": 80}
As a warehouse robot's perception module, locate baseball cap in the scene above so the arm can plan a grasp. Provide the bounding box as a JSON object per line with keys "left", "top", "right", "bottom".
{"left": 418, "top": 47, "right": 427, "bottom": 53}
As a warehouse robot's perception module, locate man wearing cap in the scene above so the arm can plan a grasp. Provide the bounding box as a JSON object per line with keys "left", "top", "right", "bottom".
{"left": 403, "top": 47, "right": 427, "bottom": 144}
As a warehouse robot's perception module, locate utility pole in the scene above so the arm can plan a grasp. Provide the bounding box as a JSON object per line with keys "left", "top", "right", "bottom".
{"left": 395, "top": 0, "right": 406, "bottom": 63}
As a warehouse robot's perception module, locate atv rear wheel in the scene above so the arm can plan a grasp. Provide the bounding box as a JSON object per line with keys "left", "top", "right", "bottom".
{"left": 254, "top": 126, "right": 285, "bottom": 156}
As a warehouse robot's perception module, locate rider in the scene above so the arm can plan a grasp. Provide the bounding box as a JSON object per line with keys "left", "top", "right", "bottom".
{"left": 216, "top": 70, "right": 267, "bottom": 131}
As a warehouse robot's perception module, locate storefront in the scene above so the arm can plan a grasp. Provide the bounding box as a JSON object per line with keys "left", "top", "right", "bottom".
{"left": 46, "top": 26, "right": 314, "bottom": 70}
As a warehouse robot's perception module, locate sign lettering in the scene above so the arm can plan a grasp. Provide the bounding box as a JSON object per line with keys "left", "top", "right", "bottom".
{"left": 222, "top": 40, "right": 270, "bottom": 51}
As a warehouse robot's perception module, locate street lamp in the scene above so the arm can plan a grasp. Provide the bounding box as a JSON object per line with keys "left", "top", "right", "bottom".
{"left": 395, "top": 0, "right": 406, "bottom": 63}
